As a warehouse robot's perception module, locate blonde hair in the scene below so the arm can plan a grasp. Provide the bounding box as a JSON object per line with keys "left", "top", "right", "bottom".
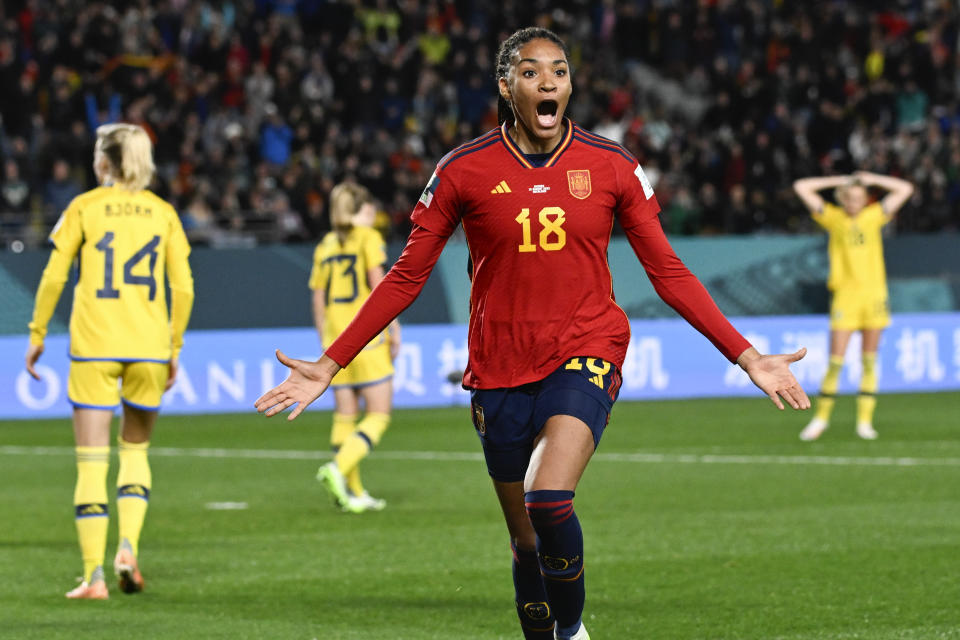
{"left": 95, "top": 123, "right": 155, "bottom": 191}
{"left": 329, "top": 182, "right": 372, "bottom": 231}
{"left": 835, "top": 177, "right": 865, "bottom": 203}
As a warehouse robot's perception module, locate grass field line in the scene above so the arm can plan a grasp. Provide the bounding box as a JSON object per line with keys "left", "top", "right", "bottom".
{"left": 3, "top": 445, "right": 960, "bottom": 467}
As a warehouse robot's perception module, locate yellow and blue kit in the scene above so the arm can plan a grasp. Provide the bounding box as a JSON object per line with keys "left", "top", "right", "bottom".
{"left": 813, "top": 201, "right": 891, "bottom": 330}
{"left": 29, "top": 185, "right": 194, "bottom": 408}
{"left": 309, "top": 225, "right": 393, "bottom": 387}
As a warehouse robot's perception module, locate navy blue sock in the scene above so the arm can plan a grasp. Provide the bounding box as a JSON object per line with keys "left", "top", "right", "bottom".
{"left": 525, "top": 489, "right": 584, "bottom": 637}
{"left": 511, "top": 540, "right": 555, "bottom": 638}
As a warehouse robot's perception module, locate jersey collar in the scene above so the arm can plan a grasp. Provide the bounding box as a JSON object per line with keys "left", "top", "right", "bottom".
{"left": 499, "top": 118, "right": 574, "bottom": 169}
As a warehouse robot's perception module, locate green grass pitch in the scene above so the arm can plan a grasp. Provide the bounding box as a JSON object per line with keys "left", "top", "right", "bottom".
{"left": 2, "top": 392, "right": 959, "bottom": 639}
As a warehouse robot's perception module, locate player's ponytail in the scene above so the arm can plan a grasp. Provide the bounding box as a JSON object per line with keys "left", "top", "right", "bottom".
{"left": 95, "top": 124, "right": 155, "bottom": 192}
{"left": 495, "top": 27, "right": 571, "bottom": 126}
{"left": 329, "top": 182, "right": 373, "bottom": 233}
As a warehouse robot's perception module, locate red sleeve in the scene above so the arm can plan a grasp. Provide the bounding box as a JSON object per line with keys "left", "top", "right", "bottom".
{"left": 624, "top": 216, "right": 751, "bottom": 362}
{"left": 324, "top": 224, "right": 448, "bottom": 367}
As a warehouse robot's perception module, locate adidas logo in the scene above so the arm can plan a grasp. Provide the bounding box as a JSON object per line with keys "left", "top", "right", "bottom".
{"left": 490, "top": 180, "right": 512, "bottom": 194}
{"left": 590, "top": 374, "right": 604, "bottom": 389}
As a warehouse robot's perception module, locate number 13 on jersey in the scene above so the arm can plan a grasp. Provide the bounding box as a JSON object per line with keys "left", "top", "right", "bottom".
{"left": 516, "top": 207, "right": 566, "bottom": 252}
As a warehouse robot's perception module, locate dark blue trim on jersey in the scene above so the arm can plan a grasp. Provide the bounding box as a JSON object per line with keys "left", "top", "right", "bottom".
{"left": 70, "top": 355, "right": 172, "bottom": 363}
{"left": 329, "top": 373, "right": 394, "bottom": 390}
{"left": 122, "top": 397, "right": 161, "bottom": 411}
{"left": 573, "top": 125, "right": 638, "bottom": 163}
{"left": 69, "top": 398, "right": 121, "bottom": 410}
{"left": 437, "top": 129, "right": 497, "bottom": 169}
{"left": 523, "top": 152, "right": 552, "bottom": 168}
{"left": 438, "top": 136, "right": 501, "bottom": 170}
{"left": 573, "top": 125, "right": 637, "bottom": 155}
{"left": 500, "top": 118, "right": 574, "bottom": 168}
{"left": 572, "top": 133, "right": 636, "bottom": 164}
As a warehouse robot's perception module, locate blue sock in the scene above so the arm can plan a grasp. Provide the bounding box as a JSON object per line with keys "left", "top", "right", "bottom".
{"left": 525, "top": 489, "right": 584, "bottom": 637}
{"left": 511, "top": 540, "right": 555, "bottom": 638}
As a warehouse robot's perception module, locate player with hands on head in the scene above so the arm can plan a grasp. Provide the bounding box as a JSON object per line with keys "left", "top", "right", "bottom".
{"left": 26, "top": 123, "right": 194, "bottom": 599}
{"left": 793, "top": 170, "right": 913, "bottom": 441}
{"left": 309, "top": 182, "right": 400, "bottom": 514}
{"left": 258, "top": 27, "right": 808, "bottom": 640}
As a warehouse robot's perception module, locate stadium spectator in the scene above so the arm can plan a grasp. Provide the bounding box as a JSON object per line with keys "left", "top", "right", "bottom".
{"left": 1, "top": 159, "right": 31, "bottom": 218}
{"left": 794, "top": 170, "right": 913, "bottom": 442}
{"left": 311, "top": 182, "right": 400, "bottom": 514}
{"left": 25, "top": 123, "right": 194, "bottom": 600}
{"left": 42, "top": 158, "right": 83, "bottom": 215}
{"left": 2, "top": 2, "right": 958, "bottom": 241}
{"left": 255, "top": 27, "right": 809, "bottom": 640}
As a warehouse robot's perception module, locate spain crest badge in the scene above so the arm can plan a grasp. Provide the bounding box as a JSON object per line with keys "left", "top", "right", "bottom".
{"left": 567, "top": 170, "right": 591, "bottom": 199}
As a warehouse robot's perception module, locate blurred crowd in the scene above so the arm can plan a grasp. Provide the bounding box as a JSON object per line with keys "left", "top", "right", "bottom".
{"left": 0, "top": 0, "right": 958, "bottom": 248}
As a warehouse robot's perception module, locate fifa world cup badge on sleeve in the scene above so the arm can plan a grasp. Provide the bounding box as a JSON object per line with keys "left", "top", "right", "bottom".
{"left": 567, "top": 170, "right": 591, "bottom": 199}
{"left": 634, "top": 164, "right": 654, "bottom": 199}
{"left": 419, "top": 171, "right": 440, "bottom": 208}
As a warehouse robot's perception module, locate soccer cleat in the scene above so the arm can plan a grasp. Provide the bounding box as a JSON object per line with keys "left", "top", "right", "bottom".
{"left": 799, "top": 417, "right": 828, "bottom": 441}
{"left": 114, "top": 547, "right": 145, "bottom": 594}
{"left": 856, "top": 422, "right": 878, "bottom": 440}
{"left": 317, "top": 462, "right": 351, "bottom": 508}
{"left": 65, "top": 580, "right": 108, "bottom": 600}
{"left": 345, "top": 491, "right": 386, "bottom": 513}
{"left": 555, "top": 622, "right": 590, "bottom": 640}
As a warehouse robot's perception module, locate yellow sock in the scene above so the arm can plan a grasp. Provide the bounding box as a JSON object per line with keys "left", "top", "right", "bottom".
{"left": 74, "top": 446, "right": 110, "bottom": 583}
{"left": 117, "top": 438, "right": 151, "bottom": 557}
{"left": 331, "top": 413, "right": 363, "bottom": 495}
{"left": 334, "top": 412, "right": 390, "bottom": 478}
{"left": 814, "top": 355, "right": 844, "bottom": 422}
{"left": 857, "top": 352, "right": 878, "bottom": 425}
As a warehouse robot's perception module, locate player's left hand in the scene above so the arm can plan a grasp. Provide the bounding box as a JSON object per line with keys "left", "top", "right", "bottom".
{"left": 25, "top": 343, "right": 44, "bottom": 381}
{"left": 738, "top": 347, "right": 811, "bottom": 411}
{"left": 254, "top": 350, "right": 341, "bottom": 420}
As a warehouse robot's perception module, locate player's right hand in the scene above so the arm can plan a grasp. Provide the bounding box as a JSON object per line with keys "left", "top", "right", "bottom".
{"left": 25, "top": 343, "right": 44, "bottom": 381}
{"left": 254, "top": 350, "right": 341, "bottom": 420}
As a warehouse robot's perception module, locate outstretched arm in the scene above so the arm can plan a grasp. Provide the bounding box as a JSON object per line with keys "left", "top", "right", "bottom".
{"left": 255, "top": 224, "right": 448, "bottom": 420}
{"left": 792, "top": 175, "right": 850, "bottom": 212}
{"left": 624, "top": 216, "right": 810, "bottom": 410}
{"left": 25, "top": 245, "right": 74, "bottom": 380}
{"left": 367, "top": 263, "right": 402, "bottom": 359}
{"left": 853, "top": 170, "right": 914, "bottom": 217}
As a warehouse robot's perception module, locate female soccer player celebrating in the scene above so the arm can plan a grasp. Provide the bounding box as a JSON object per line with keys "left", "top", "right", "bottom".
{"left": 257, "top": 27, "right": 808, "bottom": 639}
{"left": 310, "top": 182, "right": 400, "bottom": 513}
{"left": 26, "top": 124, "right": 194, "bottom": 599}
{"left": 793, "top": 171, "right": 913, "bottom": 441}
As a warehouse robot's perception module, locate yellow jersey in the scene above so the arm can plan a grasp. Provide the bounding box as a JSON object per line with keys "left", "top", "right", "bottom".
{"left": 813, "top": 202, "right": 890, "bottom": 292}
{"left": 309, "top": 226, "right": 387, "bottom": 348}
{"left": 29, "top": 185, "right": 194, "bottom": 361}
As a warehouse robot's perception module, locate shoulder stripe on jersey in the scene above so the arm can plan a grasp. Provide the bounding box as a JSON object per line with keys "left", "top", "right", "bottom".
{"left": 573, "top": 125, "right": 638, "bottom": 162}
{"left": 437, "top": 130, "right": 500, "bottom": 170}
{"left": 572, "top": 132, "right": 636, "bottom": 164}
{"left": 499, "top": 118, "right": 574, "bottom": 169}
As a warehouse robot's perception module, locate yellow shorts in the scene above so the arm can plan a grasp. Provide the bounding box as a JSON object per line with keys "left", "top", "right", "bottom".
{"left": 829, "top": 288, "right": 890, "bottom": 331}
{"left": 68, "top": 360, "right": 169, "bottom": 411}
{"left": 330, "top": 340, "right": 393, "bottom": 388}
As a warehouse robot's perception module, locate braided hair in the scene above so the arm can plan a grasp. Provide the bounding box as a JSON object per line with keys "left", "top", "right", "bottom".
{"left": 495, "top": 27, "right": 571, "bottom": 126}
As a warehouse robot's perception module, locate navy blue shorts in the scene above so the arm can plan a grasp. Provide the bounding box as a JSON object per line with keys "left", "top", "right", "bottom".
{"left": 469, "top": 357, "right": 623, "bottom": 483}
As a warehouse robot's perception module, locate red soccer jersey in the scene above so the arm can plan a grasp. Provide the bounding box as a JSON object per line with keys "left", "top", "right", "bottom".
{"left": 324, "top": 119, "right": 750, "bottom": 389}
{"left": 412, "top": 119, "right": 661, "bottom": 388}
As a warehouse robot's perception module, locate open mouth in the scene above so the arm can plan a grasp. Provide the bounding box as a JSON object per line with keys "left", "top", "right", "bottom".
{"left": 536, "top": 100, "right": 559, "bottom": 128}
